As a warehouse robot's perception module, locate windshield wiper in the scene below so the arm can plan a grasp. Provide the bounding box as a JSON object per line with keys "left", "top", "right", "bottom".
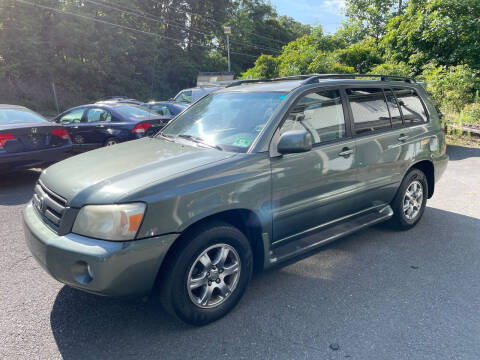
{"left": 176, "top": 134, "right": 223, "bottom": 150}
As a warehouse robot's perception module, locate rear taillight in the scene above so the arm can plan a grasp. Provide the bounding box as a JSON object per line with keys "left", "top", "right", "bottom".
{"left": 0, "top": 133, "right": 16, "bottom": 148}
{"left": 51, "top": 128, "right": 70, "bottom": 140}
{"left": 132, "top": 122, "right": 152, "bottom": 134}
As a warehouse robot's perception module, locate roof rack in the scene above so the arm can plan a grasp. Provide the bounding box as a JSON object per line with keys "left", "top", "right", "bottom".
{"left": 225, "top": 73, "right": 415, "bottom": 88}
{"left": 302, "top": 74, "right": 416, "bottom": 84}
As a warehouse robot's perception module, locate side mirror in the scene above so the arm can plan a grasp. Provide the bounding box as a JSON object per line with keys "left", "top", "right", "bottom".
{"left": 277, "top": 130, "right": 313, "bottom": 154}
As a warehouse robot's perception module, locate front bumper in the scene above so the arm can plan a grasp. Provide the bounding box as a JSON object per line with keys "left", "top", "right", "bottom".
{"left": 23, "top": 203, "right": 178, "bottom": 297}
{"left": 0, "top": 144, "right": 72, "bottom": 171}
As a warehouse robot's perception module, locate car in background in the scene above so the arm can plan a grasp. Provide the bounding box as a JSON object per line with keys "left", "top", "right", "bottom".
{"left": 172, "top": 86, "right": 222, "bottom": 104}
{"left": 0, "top": 105, "right": 72, "bottom": 172}
{"left": 146, "top": 101, "right": 188, "bottom": 118}
{"left": 53, "top": 103, "right": 169, "bottom": 152}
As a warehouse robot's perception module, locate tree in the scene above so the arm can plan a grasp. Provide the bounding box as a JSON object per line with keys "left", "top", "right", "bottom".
{"left": 382, "top": 0, "right": 480, "bottom": 72}
{"left": 335, "top": 38, "right": 383, "bottom": 73}
{"left": 344, "top": 0, "right": 398, "bottom": 43}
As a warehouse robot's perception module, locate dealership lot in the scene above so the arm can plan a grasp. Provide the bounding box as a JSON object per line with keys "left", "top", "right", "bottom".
{"left": 1, "top": 145, "right": 479, "bottom": 360}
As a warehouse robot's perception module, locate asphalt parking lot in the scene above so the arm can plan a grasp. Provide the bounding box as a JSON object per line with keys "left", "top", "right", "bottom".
{"left": 1, "top": 145, "right": 479, "bottom": 360}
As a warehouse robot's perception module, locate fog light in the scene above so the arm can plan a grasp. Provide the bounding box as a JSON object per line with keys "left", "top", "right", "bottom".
{"left": 72, "top": 261, "right": 94, "bottom": 285}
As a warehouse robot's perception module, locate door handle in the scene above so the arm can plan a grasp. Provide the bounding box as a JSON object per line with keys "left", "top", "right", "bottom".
{"left": 72, "top": 126, "right": 79, "bottom": 129}
{"left": 338, "top": 147, "right": 353, "bottom": 157}
{"left": 398, "top": 134, "right": 409, "bottom": 142}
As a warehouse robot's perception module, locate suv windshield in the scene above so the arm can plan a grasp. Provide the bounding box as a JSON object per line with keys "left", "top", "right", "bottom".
{"left": 161, "top": 92, "right": 286, "bottom": 152}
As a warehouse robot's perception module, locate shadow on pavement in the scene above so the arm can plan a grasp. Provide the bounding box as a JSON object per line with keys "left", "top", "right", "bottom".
{"left": 447, "top": 145, "right": 480, "bottom": 161}
{"left": 50, "top": 207, "right": 480, "bottom": 360}
{"left": 0, "top": 169, "right": 40, "bottom": 205}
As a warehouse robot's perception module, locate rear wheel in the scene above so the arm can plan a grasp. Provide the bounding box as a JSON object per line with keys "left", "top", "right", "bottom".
{"left": 389, "top": 169, "right": 428, "bottom": 230}
{"left": 160, "top": 222, "right": 253, "bottom": 326}
{"left": 104, "top": 137, "right": 118, "bottom": 146}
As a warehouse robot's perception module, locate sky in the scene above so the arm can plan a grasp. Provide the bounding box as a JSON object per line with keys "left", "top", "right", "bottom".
{"left": 269, "top": 0, "right": 346, "bottom": 33}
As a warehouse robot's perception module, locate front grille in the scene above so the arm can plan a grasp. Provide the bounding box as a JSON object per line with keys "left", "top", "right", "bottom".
{"left": 32, "top": 181, "right": 67, "bottom": 232}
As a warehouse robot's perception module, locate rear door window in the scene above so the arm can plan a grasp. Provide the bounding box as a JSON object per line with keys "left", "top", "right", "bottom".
{"left": 85, "top": 108, "right": 112, "bottom": 123}
{"left": 393, "top": 88, "right": 428, "bottom": 125}
{"left": 347, "top": 88, "right": 391, "bottom": 135}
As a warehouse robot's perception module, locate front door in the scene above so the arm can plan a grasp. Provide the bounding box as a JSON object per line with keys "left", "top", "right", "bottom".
{"left": 270, "top": 88, "right": 358, "bottom": 244}
{"left": 56, "top": 107, "right": 86, "bottom": 150}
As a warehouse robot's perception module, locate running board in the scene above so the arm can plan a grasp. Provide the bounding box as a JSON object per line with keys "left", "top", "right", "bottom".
{"left": 269, "top": 205, "right": 393, "bottom": 264}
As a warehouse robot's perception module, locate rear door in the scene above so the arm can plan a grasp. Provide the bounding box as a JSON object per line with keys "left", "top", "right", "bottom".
{"left": 270, "top": 88, "right": 358, "bottom": 243}
{"left": 346, "top": 87, "right": 414, "bottom": 212}
{"left": 81, "top": 107, "right": 114, "bottom": 147}
{"left": 392, "top": 87, "right": 430, "bottom": 152}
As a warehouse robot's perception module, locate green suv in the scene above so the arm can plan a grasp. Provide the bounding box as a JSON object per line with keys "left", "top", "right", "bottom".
{"left": 23, "top": 74, "right": 448, "bottom": 325}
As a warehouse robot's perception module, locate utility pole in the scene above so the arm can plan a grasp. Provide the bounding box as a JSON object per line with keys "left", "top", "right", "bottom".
{"left": 51, "top": 82, "right": 59, "bottom": 114}
{"left": 224, "top": 26, "right": 231, "bottom": 72}
{"left": 151, "top": 55, "right": 156, "bottom": 101}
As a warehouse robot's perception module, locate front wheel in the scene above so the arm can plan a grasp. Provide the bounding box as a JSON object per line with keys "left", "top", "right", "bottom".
{"left": 389, "top": 169, "right": 428, "bottom": 230}
{"left": 159, "top": 222, "right": 253, "bottom": 326}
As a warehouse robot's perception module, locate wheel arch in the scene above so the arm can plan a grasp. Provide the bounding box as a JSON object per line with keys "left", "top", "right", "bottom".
{"left": 157, "top": 209, "right": 267, "bottom": 286}
{"left": 408, "top": 160, "right": 435, "bottom": 198}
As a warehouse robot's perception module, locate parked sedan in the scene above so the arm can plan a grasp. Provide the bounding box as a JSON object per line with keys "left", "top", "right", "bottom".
{"left": 0, "top": 105, "right": 72, "bottom": 172}
{"left": 53, "top": 103, "right": 170, "bottom": 152}
{"left": 146, "top": 101, "right": 188, "bottom": 118}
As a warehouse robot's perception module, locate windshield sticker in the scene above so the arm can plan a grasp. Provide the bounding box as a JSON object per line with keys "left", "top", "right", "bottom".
{"left": 234, "top": 137, "right": 250, "bottom": 147}
{"left": 279, "top": 94, "right": 287, "bottom": 100}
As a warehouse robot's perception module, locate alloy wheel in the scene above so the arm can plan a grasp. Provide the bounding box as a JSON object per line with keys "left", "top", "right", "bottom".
{"left": 402, "top": 180, "right": 423, "bottom": 220}
{"left": 187, "top": 244, "right": 241, "bottom": 309}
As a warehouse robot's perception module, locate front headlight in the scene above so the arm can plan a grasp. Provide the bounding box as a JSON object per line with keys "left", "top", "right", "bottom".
{"left": 72, "top": 203, "right": 146, "bottom": 241}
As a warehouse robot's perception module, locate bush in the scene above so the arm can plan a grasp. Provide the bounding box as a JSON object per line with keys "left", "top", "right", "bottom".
{"left": 242, "top": 54, "right": 279, "bottom": 79}
{"left": 421, "top": 63, "right": 479, "bottom": 113}
{"left": 368, "top": 62, "right": 413, "bottom": 77}
{"left": 462, "top": 103, "right": 480, "bottom": 125}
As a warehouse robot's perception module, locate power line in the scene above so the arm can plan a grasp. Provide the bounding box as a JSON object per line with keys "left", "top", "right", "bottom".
{"left": 84, "top": 0, "right": 282, "bottom": 54}
{"left": 12, "top": 0, "right": 260, "bottom": 59}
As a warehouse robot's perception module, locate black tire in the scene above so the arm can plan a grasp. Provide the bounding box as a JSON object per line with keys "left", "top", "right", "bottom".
{"left": 104, "top": 137, "right": 118, "bottom": 147}
{"left": 159, "top": 222, "right": 253, "bottom": 326}
{"left": 389, "top": 168, "right": 428, "bottom": 230}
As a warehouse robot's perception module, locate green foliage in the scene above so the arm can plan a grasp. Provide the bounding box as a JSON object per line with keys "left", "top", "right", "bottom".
{"left": 383, "top": 0, "right": 480, "bottom": 71}
{"left": 242, "top": 54, "right": 279, "bottom": 79}
{"left": 344, "top": 0, "right": 402, "bottom": 42}
{"left": 334, "top": 38, "right": 382, "bottom": 73}
{"left": 0, "top": 0, "right": 309, "bottom": 112}
{"left": 421, "top": 63, "right": 478, "bottom": 112}
{"left": 462, "top": 103, "right": 480, "bottom": 125}
{"left": 308, "top": 54, "right": 354, "bottom": 74}
{"left": 368, "top": 61, "right": 412, "bottom": 76}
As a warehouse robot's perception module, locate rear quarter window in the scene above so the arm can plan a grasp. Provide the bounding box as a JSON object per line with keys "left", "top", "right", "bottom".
{"left": 393, "top": 88, "right": 428, "bottom": 125}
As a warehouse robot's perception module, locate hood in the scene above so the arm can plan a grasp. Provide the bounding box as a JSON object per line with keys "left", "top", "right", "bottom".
{"left": 40, "top": 137, "right": 235, "bottom": 207}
